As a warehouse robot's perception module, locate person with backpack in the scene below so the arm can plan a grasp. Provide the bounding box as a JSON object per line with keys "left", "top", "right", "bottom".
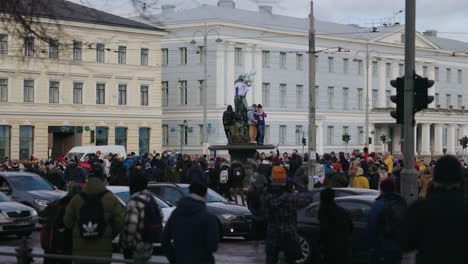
{"left": 229, "top": 161, "right": 246, "bottom": 205}
{"left": 63, "top": 165, "right": 124, "bottom": 263}
{"left": 367, "top": 177, "right": 407, "bottom": 264}
{"left": 206, "top": 161, "right": 219, "bottom": 193}
{"left": 162, "top": 183, "right": 219, "bottom": 264}
{"left": 40, "top": 184, "right": 82, "bottom": 264}
{"left": 120, "top": 172, "right": 163, "bottom": 261}
{"left": 324, "top": 163, "right": 348, "bottom": 188}
{"left": 218, "top": 158, "right": 231, "bottom": 200}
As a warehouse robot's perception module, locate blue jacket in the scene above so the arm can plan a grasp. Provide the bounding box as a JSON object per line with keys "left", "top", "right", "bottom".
{"left": 124, "top": 156, "right": 140, "bottom": 169}
{"left": 247, "top": 107, "right": 257, "bottom": 125}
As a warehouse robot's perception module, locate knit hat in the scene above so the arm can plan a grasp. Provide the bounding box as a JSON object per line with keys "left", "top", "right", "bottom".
{"left": 433, "top": 155, "right": 463, "bottom": 184}
{"left": 333, "top": 163, "right": 342, "bottom": 171}
{"left": 380, "top": 177, "right": 396, "bottom": 193}
{"left": 129, "top": 171, "right": 148, "bottom": 195}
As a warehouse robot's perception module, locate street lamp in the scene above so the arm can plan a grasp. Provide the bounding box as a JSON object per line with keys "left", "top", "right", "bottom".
{"left": 190, "top": 25, "right": 223, "bottom": 151}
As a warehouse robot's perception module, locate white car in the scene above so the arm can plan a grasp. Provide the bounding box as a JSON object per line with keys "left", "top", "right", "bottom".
{"left": 65, "top": 145, "right": 126, "bottom": 162}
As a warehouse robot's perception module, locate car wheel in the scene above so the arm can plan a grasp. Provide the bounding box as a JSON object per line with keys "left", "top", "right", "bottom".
{"left": 295, "top": 234, "right": 311, "bottom": 264}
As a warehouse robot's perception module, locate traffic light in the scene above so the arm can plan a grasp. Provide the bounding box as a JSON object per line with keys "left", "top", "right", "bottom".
{"left": 302, "top": 137, "right": 307, "bottom": 146}
{"left": 380, "top": 135, "right": 388, "bottom": 144}
{"left": 459, "top": 136, "right": 468, "bottom": 149}
{"left": 342, "top": 134, "right": 351, "bottom": 144}
{"left": 390, "top": 77, "right": 404, "bottom": 124}
{"left": 414, "top": 76, "right": 435, "bottom": 112}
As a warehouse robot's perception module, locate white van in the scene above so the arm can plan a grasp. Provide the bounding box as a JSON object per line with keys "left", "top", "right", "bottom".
{"left": 64, "top": 145, "right": 126, "bottom": 162}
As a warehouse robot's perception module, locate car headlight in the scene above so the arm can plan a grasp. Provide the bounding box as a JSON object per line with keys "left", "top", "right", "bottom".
{"left": 34, "top": 199, "right": 50, "bottom": 207}
{"left": 221, "top": 214, "right": 239, "bottom": 221}
{"left": 30, "top": 210, "right": 38, "bottom": 216}
{"left": 0, "top": 213, "right": 11, "bottom": 223}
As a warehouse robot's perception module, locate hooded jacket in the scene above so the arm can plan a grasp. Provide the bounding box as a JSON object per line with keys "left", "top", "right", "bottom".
{"left": 385, "top": 155, "right": 394, "bottom": 174}
{"left": 324, "top": 170, "right": 348, "bottom": 188}
{"left": 247, "top": 107, "right": 257, "bottom": 125}
{"left": 162, "top": 195, "right": 218, "bottom": 264}
{"left": 351, "top": 172, "right": 370, "bottom": 189}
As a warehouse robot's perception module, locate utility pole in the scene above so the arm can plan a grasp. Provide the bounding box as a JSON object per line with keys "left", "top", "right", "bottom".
{"left": 308, "top": 0, "right": 317, "bottom": 179}
{"left": 365, "top": 44, "right": 370, "bottom": 149}
{"left": 401, "top": 0, "right": 418, "bottom": 203}
{"left": 202, "top": 26, "right": 208, "bottom": 152}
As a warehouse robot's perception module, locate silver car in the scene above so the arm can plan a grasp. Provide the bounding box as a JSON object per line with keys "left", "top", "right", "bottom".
{"left": 0, "top": 191, "right": 38, "bottom": 237}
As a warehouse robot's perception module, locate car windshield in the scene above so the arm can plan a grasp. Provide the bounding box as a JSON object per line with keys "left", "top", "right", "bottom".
{"left": 114, "top": 191, "right": 170, "bottom": 208}
{"left": 0, "top": 192, "right": 10, "bottom": 202}
{"left": 9, "top": 176, "right": 54, "bottom": 191}
{"left": 64, "top": 152, "right": 84, "bottom": 161}
{"left": 180, "top": 187, "right": 228, "bottom": 203}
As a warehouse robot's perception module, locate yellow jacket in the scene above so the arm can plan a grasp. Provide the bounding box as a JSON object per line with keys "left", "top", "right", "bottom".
{"left": 385, "top": 155, "right": 394, "bottom": 174}
{"left": 351, "top": 173, "right": 370, "bottom": 189}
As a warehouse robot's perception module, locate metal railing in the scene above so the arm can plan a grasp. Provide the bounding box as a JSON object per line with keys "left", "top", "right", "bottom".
{"left": 0, "top": 237, "right": 165, "bottom": 264}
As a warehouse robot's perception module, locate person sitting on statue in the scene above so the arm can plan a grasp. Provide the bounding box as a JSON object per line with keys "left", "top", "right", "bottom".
{"left": 222, "top": 105, "right": 235, "bottom": 143}
{"left": 234, "top": 75, "right": 251, "bottom": 123}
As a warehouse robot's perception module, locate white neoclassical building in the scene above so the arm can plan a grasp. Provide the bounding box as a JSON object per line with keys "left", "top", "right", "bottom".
{"left": 135, "top": 0, "right": 468, "bottom": 157}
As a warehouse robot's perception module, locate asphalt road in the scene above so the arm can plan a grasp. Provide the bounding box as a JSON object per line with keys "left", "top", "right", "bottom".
{"left": 0, "top": 231, "right": 266, "bottom": 264}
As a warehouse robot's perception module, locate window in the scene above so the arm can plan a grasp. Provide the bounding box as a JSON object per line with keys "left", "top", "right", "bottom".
{"left": 296, "top": 85, "right": 303, "bottom": 108}
{"left": 372, "top": 61, "right": 378, "bottom": 77}
{"left": 356, "top": 60, "right": 363, "bottom": 75}
{"left": 327, "top": 87, "right": 334, "bottom": 109}
{"left": 279, "top": 84, "right": 287, "bottom": 108}
{"left": 49, "top": 39, "right": 59, "bottom": 58}
{"left": 0, "top": 126, "right": 10, "bottom": 161}
{"left": 328, "top": 57, "right": 334, "bottom": 73}
{"left": 343, "top": 87, "right": 349, "bottom": 110}
{"left": 23, "top": 80, "right": 34, "bottom": 102}
{"left": 24, "top": 37, "right": 34, "bottom": 56}
{"left": 279, "top": 125, "right": 287, "bottom": 144}
{"left": 161, "top": 81, "right": 168, "bottom": 106}
{"left": 162, "top": 125, "right": 169, "bottom": 146}
{"left": 116, "top": 84, "right": 126, "bottom": 105}
{"left": 435, "top": 93, "right": 440, "bottom": 105}
{"left": 265, "top": 125, "right": 270, "bottom": 144}
{"left": 161, "top": 48, "right": 168, "bottom": 66}
{"left": 357, "top": 126, "right": 363, "bottom": 145}
{"left": 435, "top": 67, "right": 439, "bottom": 81}
{"left": 386, "top": 90, "right": 391, "bottom": 107}
{"left": 262, "top": 83, "right": 270, "bottom": 106}
{"left": 446, "top": 94, "right": 451, "bottom": 108}
{"left": 198, "top": 80, "right": 204, "bottom": 105}
{"left": 118, "top": 46, "right": 126, "bottom": 64}
{"left": 73, "top": 40, "right": 82, "bottom": 60}
{"left": 399, "top": 63, "right": 404, "bottom": 76}
{"left": 0, "top": 34, "right": 7, "bottom": 54}
{"left": 73, "top": 82, "right": 82, "bottom": 104}
{"left": 295, "top": 125, "right": 303, "bottom": 145}
{"left": 423, "top": 65, "right": 428, "bottom": 78}
{"left": 19, "top": 126, "right": 33, "bottom": 160}
{"left": 179, "top": 125, "right": 188, "bottom": 145}
{"left": 343, "top": 58, "right": 349, "bottom": 74}
{"left": 96, "top": 43, "right": 105, "bottom": 62}
{"left": 235, "top": 48, "right": 243, "bottom": 65}
{"left": 179, "top": 80, "right": 187, "bottom": 105}
{"left": 336, "top": 201, "right": 370, "bottom": 222}
{"left": 0, "top": 79, "right": 7, "bottom": 102}
{"left": 198, "top": 125, "right": 203, "bottom": 145}
{"left": 140, "top": 85, "right": 149, "bottom": 106}
{"left": 343, "top": 126, "right": 349, "bottom": 136}
{"left": 179, "top": 47, "right": 187, "bottom": 64}
{"left": 280, "top": 52, "right": 287, "bottom": 69}
{"left": 458, "top": 95, "right": 463, "bottom": 109}
{"left": 96, "top": 127, "right": 108, "bottom": 146}
{"left": 446, "top": 68, "right": 451, "bottom": 82}
{"left": 141, "top": 48, "right": 149, "bottom": 65}
{"left": 115, "top": 127, "right": 127, "bottom": 149}
{"left": 327, "top": 126, "right": 334, "bottom": 145}
{"left": 386, "top": 63, "right": 392, "bottom": 78}
{"left": 296, "top": 54, "right": 304, "bottom": 70}
{"left": 372, "top": 89, "right": 378, "bottom": 107}
{"left": 49, "top": 81, "right": 59, "bottom": 103}
{"left": 96, "top": 83, "right": 105, "bottom": 104}
{"left": 197, "top": 46, "right": 204, "bottom": 64}
{"left": 458, "top": 69, "right": 463, "bottom": 84}
{"left": 357, "top": 88, "right": 363, "bottom": 110}
{"left": 262, "top": 51, "right": 270, "bottom": 67}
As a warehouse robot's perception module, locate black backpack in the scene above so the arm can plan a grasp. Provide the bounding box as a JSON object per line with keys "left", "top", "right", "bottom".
{"left": 232, "top": 166, "right": 244, "bottom": 182}
{"left": 78, "top": 191, "right": 108, "bottom": 240}
{"left": 133, "top": 196, "right": 163, "bottom": 243}
{"left": 380, "top": 193, "right": 407, "bottom": 240}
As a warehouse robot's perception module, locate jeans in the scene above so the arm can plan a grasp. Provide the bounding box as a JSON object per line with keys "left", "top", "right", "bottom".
{"left": 257, "top": 125, "right": 265, "bottom": 144}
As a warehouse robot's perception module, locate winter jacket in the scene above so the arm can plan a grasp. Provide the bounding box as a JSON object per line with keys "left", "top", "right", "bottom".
{"left": 187, "top": 165, "right": 207, "bottom": 185}
{"left": 369, "top": 173, "right": 380, "bottom": 190}
{"left": 44, "top": 173, "right": 66, "bottom": 191}
{"left": 40, "top": 195, "right": 74, "bottom": 253}
{"left": 419, "top": 173, "right": 432, "bottom": 198}
{"left": 385, "top": 155, "right": 394, "bottom": 174}
{"left": 293, "top": 165, "right": 309, "bottom": 190}
{"left": 64, "top": 163, "right": 85, "bottom": 184}
{"left": 351, "top": 173, "right": 370, "bottom": 189}
{"left": 400, "top": 189, "right": 468, "bottom": 264}
{"left": 324, "top": 170, "right": 348, "bottom": 188}
{"left": 120, "top": 190, "right": 162, "bottom": 260}
{"left": 124, "top": 156, "right": 140, "bottom": 169}
{"left": 162, "top": 195, "right": 219, "bottom": 264}
{"left": 247, "top": 107, "right": 257, "bottom": 126}
{"left": 228, "top": 162, "right": 245, "bottom": 187}
{"left": 63, "top": 177, "right": 124, "bottom": 263}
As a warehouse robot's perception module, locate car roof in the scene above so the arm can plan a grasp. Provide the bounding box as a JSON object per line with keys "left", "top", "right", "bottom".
{"left": 0, "top": 172, "right": 40, "bottom": 177}
{"left": 312, "top": 187, "right": 379, "bottom": 193}
{"left": 106, "top": 186, "right": 129, "bottom": 193}
{"left": 334, "top": 195, "right": 378, "bottom": 202}
{"left": 148, "top": 183, "right": 189, "bottom": 188}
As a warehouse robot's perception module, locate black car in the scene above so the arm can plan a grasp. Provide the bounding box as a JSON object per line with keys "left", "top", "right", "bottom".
{"left": 297, "top": 195, "right": 377, "bottom": 264}
{"left": 309, "top": 188, "right": 379, "bottom": 203}
{"left": 147, "top": 183, "right": 252, "bottom": 239}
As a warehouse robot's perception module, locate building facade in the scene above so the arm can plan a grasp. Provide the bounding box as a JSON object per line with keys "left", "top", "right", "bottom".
{"left": 140, "top": 0, "right": 468, "bottom": 156}
{"left": 0, "top": 1, "right": 166, "bottom": 160}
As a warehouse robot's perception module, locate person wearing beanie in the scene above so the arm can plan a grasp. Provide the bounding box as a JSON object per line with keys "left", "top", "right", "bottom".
{"left": 367, "top": 177, "right": 407, "bottom": 264}
{"left": 400, "top": 155, "right": 468, "bottom": 264}
{"left": 162, "top": 183, "right": 219, "bottom": 264}
{"left": 351, "top": 168, "right": 370, "bottom": 189}
{"left": 120, "top": 172, "right": 162, "bottom": 261}
{"left": 324, "top": 162, "right": 348, "bottom": 188}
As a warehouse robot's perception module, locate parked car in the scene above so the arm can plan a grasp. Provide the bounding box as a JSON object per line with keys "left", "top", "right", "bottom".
{"left": 0, "top": 191, "right": 38, "bottom": 237}
{"left": 65, "top": 145, "right": 126, "bottom": 162}
{"left": 309, "top": 188, "right": 379, "bottom": 203}
{"left": 146, "top": 183, "right": 253, "bottom": 239}
{"left": 297, "top": 195, "right": 377, "bottom": 264}
{"left": 0, "top": 172, "right": 66, "bottom": 212}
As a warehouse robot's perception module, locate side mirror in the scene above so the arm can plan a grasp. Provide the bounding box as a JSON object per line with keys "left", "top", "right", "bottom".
{"left": 0, "top": 186, "right": 11, "bottom": 193}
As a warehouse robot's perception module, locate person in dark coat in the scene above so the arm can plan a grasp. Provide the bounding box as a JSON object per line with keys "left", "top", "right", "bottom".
{"left": 400, "top": 155, "right": 468, "bottom": 264}
{"left": 143, "top": 162, "right": 160, "bottom": 183}
{"left": 186, "top": 159, "right": 207, "bottom": 185}
{"left": 318, "top": 188, "right": 354, "bottom": 264}
{"left": 324, "top": 163, "right": 348, "bottom": 188}
{"left": 206, "top": 161, "right": 219, "bottom": 193}
{"left": 45, "top": 167, "right": 66, "bottom": 191}
{"left": 228, "top": 161, "right": 246, "bottom": 205}
{"left": 162, "top": 183, "right": 219, "bottom": 264}
{"left": 63, "top": 161, "right": 85, "bottom": 185}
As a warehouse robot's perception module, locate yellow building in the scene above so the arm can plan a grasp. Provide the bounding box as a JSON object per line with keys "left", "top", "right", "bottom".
{"left": 0, "top": 1, "right": 166, "bottom": 160}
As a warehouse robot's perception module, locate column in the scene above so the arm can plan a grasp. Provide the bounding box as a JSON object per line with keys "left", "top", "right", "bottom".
{"left": 392, "top": 126, "right": 401, "bottom": 155}
{"left": 447, "top": 124, "right": 456, "bottom": 154}
{"left": 378, "top": 59, "right": 386, "bottom": 107}
{"left": 420, "top": 123, "right": 431, "bottom": 156}
{"left": 366, "top": 57, "right": 373, "bottom": 113}
{"left": 244, "top": 44, "right": 253, "bottom": 105}
{"left": 317, "top": 123, "right": 324, "bottom": 155}
{"left": 433, "top": 124, "right": 444, "bottom": 155}
{"left": 428, "top": 65, "right": 436, "bottom": 108}
{"left": 224, "top": 42, "right": 235, "bottom": 106}
{"left": 10, "top": 123, "right": 19, "bottom": 160}
{"left": 215, "top": 43, "right": 225, "bottom": 107}
{"left": 253, "top": 44, "right": 263, "bottom": 104}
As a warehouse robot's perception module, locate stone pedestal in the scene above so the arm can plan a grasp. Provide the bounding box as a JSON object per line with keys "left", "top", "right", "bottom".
{"left": 209, "top": 144, "right": 276, "bottom": 162}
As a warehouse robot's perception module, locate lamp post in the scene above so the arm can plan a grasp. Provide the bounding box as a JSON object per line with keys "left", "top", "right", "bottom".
{"left": 190, "top": 24, "right": 223, "bottom": 151}
{"left": 170, "top": 120, "right": 188, "bottom": 155}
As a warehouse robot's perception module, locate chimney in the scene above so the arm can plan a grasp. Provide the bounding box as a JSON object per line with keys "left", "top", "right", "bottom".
{"left": 423, "top": 30, "right": 437, "bottom": 37}
{"left": 218, "top": 0, "right": 235, "bottom": 8}
{"left": 161, "top": 4, "right": 176, "bottom": 15}
{"left": 259, "top": 5, "right": 273, "bottom": 14}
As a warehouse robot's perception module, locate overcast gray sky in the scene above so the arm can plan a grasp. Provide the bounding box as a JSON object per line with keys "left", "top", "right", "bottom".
{"left": 75, "top": 0, "right": 468, "bottom": 42}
